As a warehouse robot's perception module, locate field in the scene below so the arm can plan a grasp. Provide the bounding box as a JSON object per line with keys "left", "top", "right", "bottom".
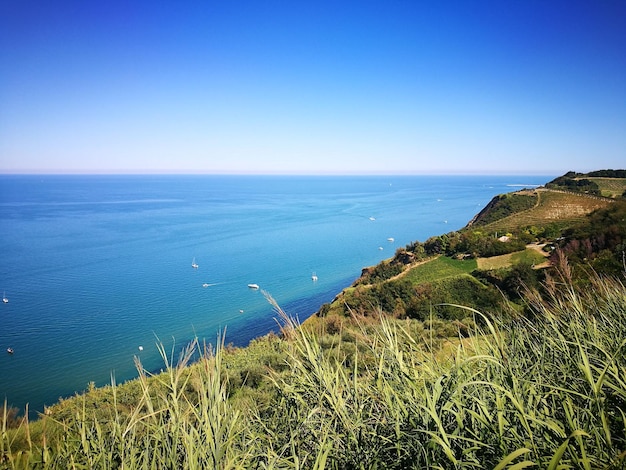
{"left": 481, "top": 189, "right": 612, "bottom": 233}
{"left": 587, "top": 177, "right": 626, "bottom": 198}
{"left": 402, "top": 255, "right": 477, "bottom": 284}
{"left": 476, "top": 245, "right": 550, "bottom": 270}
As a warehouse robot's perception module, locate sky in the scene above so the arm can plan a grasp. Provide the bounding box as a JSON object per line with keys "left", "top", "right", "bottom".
{"left": 0, "top": 1, "right": 624, "bottom": 175}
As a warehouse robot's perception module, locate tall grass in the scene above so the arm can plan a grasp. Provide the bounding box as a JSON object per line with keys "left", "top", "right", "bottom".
{"left": 2, "top": 336, "right": 247, "bottom": 469}
{"left": 255, "top": 275, "right": 626, "bottom": 468}
{"left": 2, "top": 273, "right": 625, "bottom": 468}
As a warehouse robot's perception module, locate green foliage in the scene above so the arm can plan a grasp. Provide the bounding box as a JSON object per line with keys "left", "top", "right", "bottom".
{"left": 502, "top": 262, "right": 542, "bottom": 299}
{"left": 423, "top": 231, "right": 527, "bottom": 258}
{"left": 510, "top": 248, "right": 549, "bottom": 266}
{"left": 521, "top": 222, "right": 563, "bottom": 240}
{"left": 356, "top": 260, "right": 404, "bottom": 285}
{"left": 471, "top": 192, "right": 538, "bottom": 226}
{"left": 587, "top": 169, "right": 626, "bottom": 178}
{"left": 3, "top": 277, "right": 626, "bottom": 468}
{"left": 546, "top": 174, "right": 601, "bottom": 195}
{"left": 404, "top": 256, "right": 477, "bottom": 284}
{"left": 556, "top": 201, "right": 626, "bottom": 276}
{"left": 337, "top": 261, "right": 502, "bottom": 322}
{"left": 405, "top": 274, "right": 504, "bottom": 321}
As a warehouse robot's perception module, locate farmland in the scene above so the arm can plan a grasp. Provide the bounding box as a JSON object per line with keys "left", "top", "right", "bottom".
{"left": 587, "top": 177, "right": 626, "bottom": 198}
{"left": 476, "top": 244, "right": 550, "bottom": 270}
{"left": 480, "top": 188, "right": 612, "bottom": 233}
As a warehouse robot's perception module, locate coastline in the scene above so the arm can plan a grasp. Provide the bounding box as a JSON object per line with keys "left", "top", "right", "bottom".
{"left": 0, "top": 174, "right": 554, "bottom": 415}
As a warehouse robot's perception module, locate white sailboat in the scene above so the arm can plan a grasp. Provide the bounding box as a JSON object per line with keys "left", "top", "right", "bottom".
{"left": 191, "top": 258, "right": 199, "bottom": 269}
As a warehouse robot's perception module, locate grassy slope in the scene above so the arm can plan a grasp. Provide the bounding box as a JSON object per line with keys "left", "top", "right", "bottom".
{"left": 402, "top": 256, "right": 477, "bottom": 284}
{"left": 476, "top": 245, "right": 549, "bottom": 270}
{"left": 545, "top": 170, "right": 626, "bottom": 198}
{"left": 479, "top": 188, "right": 613, "bottom": 233}
{"left": 4, "top": 276, "right": 626, "bottom": 469}
{"left": 586, "top": 177, "right": 626, "bottom": 197}
{"left": 318, "top": 185, "right": 616, "bottom": 321}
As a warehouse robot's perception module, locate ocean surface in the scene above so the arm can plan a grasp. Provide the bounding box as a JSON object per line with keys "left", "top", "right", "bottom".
{"left": 0, "top": 174, "right": 552, "bottom": 415}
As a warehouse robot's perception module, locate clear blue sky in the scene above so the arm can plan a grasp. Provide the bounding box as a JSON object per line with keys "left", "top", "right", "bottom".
{"left": 1, "top": 1, "right": 624, "bottom": 175}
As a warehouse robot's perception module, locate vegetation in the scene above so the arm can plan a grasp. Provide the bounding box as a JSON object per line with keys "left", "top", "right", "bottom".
{"left": 478, "top": 190, "right": 613, "bottom": 234}
{"left": 3, "top": 272, "right": 626, "bottom": 468}
{"left": 545, "top": 170, "right": 626, "bottom": 198}
{"left": 469, "top": 191, "right": 538, "bottom": 227}
{"left": 546, "top": 174, "right": 601, "bottom": 195}
{"left": 476, "top": 246, "right": 548, "bottom": 270}
{"left": 586, "top": 169, "right": 626, "bottom": 178}
{"left": 318, "top": 176, "right": 624, "bottom": 331}
{"left": 2, "top": 169, "right": 626, "bottom": 468}
{"left": 403, "top": 256, "right": 477, "bottom": 284}
{"left": 554, "top": 200, "right": 626, "bottom": 277}
{"left": 319, "top": 192, "right": 614, "bottom": 321}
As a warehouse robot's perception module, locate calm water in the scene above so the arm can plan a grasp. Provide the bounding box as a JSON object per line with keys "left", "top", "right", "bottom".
{"left": 0, "top": 174, "right": 551, "bottom": 414}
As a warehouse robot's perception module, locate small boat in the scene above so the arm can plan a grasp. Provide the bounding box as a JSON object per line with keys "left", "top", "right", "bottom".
{"left": 311, "top": 272, "right": 318, "bottom": 281}
{"left": 202, "top": 283, "right": 210, "bottom": 288}
{"left": 387, "top": 237, "right": 395, "bottom": 242}
{"left": 192, "top": 258, "right": 199, "bottom": 269}
{"left": 369, "top": 216, "right": 376, "bottom": 221}
{"left": 247, "top": 283, "right": 260, "bottom": 289}
{"left": 7, "top": 347, "right": 14, "bottom": 354}
{"left": 2, "top": 292, "right": 7, "bottom": 303}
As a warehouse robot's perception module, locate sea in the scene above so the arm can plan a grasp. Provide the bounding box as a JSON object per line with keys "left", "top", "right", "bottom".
{"left": 0, "top": 174, "right": 552, "bottom": 416}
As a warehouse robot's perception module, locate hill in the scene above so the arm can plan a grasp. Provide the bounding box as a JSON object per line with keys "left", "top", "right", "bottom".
{"left": 315, "top": 171, "right": 625, "bottom": 321}
{"left": 545, "top": 169, "right": 626, "bottom": 198}
{"left": 469, "top": 188, "right": 613, "bottom": 233}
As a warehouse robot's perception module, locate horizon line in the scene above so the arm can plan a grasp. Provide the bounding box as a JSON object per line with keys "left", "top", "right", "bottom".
{"left": 0, "top": 169, "right": 564, "bottom": 177}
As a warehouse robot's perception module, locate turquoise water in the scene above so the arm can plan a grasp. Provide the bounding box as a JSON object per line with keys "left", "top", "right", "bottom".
{"left": 0, "top": 174, "right": 551, "bottom": 414}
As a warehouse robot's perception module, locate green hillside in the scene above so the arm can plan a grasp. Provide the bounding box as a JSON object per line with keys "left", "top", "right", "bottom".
{"left": 545, "top": 169, "right": 626, "bottom": 198}
{"left": 476, "top": 188, "right": 613, "bottom": 233}
{"left": 317, "top": 173, "right": 624, "bottom": 323}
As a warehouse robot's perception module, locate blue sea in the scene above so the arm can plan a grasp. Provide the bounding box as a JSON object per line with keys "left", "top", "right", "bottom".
{"left": 0, "top": 174, "right": 551, "bottom": 415}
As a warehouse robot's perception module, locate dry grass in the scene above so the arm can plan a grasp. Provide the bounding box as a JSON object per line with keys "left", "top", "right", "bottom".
{"left": 476, "top": 244, "right": 550, "bottom": 270}
{"left": 482, "top": 189, "right": 612, "bottom": 233}
{"left": 586, "top": 177, "right": 626, "bottom": 198}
